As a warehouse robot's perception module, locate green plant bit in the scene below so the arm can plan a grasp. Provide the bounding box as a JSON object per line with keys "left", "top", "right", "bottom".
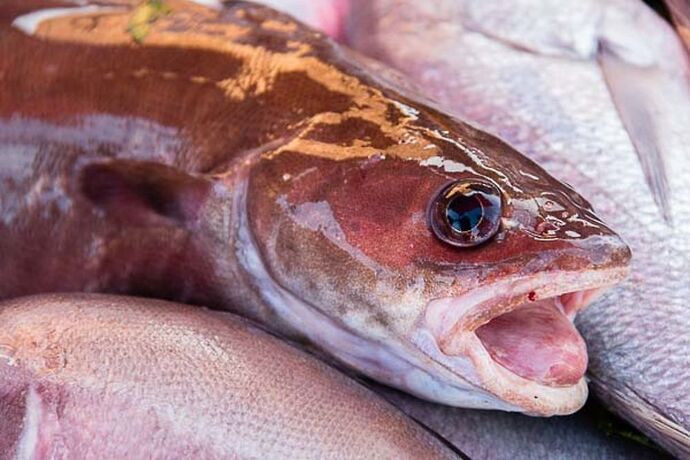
{"left": 128, "top": 0, "right": 171, "bottom": 43}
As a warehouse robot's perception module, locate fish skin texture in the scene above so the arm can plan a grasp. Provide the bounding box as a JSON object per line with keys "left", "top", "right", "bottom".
{"left": 0, "top": 293, "right": 461, "bottom": 459}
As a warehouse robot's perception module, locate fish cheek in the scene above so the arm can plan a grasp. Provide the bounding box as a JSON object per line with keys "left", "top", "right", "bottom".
{"left": 249, "top": 154, "right": 539, "bottom": 298}
{"left": 247, "top": 156, "right": 392, "bottom": 322}
{"left": 273, "top": 215, "right": 384, "bottom": 322}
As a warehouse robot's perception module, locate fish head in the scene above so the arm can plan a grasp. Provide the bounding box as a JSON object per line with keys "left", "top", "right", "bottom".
{"left": 246, "top": 85, "right": 631, "bottom": 415}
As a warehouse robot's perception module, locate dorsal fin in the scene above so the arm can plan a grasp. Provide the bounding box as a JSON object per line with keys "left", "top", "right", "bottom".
{"left": 598, "top": 44, "right": 674, "bottom": 225}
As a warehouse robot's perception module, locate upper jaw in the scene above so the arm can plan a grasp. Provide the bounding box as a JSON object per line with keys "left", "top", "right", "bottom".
{"left": 416, "top": 265, "right": 630, "bottom": 416}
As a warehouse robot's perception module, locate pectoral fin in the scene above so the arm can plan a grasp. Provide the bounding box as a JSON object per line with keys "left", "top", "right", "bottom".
{"left": 80, "top": 160, "right": 211, "bottom": 227}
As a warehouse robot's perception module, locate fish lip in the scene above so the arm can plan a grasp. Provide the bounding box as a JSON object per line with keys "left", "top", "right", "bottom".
{"left": 420, "top": 265, "right": 630, "bottom": 416}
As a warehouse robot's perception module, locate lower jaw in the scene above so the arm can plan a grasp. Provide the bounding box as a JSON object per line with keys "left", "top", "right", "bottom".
{"left": 456, "top": 333, "right": 590, "bottom": 416}
{"left": 409, "top": 322, "right": 589, "bottom": 415}
{"left": 471, "top": 293, "right": 595, "bottom": 414}
{"left": 437, "top": 299, "right": 591, "bottom": 415}
{"left": 421, "top": 269, "right": 628, "bottom": 415}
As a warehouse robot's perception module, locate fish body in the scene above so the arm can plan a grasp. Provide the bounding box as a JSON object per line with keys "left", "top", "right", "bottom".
{"left": 0, "top": 0, "right": 629, "bottom": 415}
{"left": 340, "top": 0, "right": 690, "bottom": 455}
{"left": 0, "top": 293, "right": 460, "bottom": 459}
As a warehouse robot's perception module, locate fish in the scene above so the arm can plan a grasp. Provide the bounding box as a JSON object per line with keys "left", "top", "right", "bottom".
{"left": 0, "top": 0, "right": 630, "bottom": 416}
{"left": 0, "top": 293, "right": 462, "bottom": 459}
{"left": 338, "top": 0, "right": 690, "bottom": 456}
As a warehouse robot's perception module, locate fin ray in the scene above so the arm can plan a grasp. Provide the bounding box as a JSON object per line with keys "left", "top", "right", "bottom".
{"left": 598, "top": 45, "right": 673, "bottom": 225}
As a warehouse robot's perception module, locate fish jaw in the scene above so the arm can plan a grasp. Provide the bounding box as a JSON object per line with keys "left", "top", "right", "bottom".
{"left": 238, "top": 221, "right": 630, "bottom": 416}
{"left": 243, "top": 147, "right": 632, "bottom": 416}
{"left": 416, "top": 262, "right": 629, "bottom": 415}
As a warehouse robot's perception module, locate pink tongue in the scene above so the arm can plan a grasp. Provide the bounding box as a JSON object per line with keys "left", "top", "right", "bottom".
{"left": 475, "top": 300, "right": 587, "bottom": 386}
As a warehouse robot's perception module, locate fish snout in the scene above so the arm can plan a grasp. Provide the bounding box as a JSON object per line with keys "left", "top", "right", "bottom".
{"left": 557, "top": 230, "right": 632, "bottom": 285}
{"left": 412, "top": 222, "right": 631, "bottom": 415}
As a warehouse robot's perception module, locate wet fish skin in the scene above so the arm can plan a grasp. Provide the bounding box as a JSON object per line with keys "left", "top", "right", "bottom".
{"left": 0, "top": 293, "right": 461, "bottom": 459}
{"left": 340, "top": 0, "right": 690, "bottom": 455}
{"left": 0, "top": 0, "right": 629, "bottom": 415}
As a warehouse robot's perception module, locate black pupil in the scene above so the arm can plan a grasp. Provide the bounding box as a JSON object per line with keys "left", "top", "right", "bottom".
{"left": 446, "top": 193, "right": 483, "bottom": 233}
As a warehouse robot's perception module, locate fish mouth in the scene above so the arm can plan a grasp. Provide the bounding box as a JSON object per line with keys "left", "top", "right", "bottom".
{"left": 422, "top": 266, "right": 629, "bottom": 415}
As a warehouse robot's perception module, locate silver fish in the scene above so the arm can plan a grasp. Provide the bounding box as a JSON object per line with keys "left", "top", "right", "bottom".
{"left": 0, "top": 293, "right": 461, "bottom": 459}
{"left": 340, "top": 0, "right": 690, "bottom": 456}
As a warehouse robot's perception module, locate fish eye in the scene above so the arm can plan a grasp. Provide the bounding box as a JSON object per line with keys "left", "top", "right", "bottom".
{"left": 428, "top": 179, "right": 502, "bottom": 247}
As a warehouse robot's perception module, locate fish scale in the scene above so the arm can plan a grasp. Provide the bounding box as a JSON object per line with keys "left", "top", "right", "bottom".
{"left": 0, "top": 293, "right": 461, "bottom": 458}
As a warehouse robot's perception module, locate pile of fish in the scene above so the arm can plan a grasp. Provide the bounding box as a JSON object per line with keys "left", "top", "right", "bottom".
{"left": 0, "top": 0, "right": 688, "bottom": 458}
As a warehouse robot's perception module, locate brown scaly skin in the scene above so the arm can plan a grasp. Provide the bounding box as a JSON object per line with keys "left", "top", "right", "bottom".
{"left": 0, "top": 0, "right": 630, "bottom": 414}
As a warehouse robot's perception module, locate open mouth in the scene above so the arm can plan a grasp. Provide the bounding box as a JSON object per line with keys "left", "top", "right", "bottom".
{"left": 474, "top": 290, "right": 600, "bottom": 387}
{"left": 422, "top": 268, "right": 628, "bottom": 415}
